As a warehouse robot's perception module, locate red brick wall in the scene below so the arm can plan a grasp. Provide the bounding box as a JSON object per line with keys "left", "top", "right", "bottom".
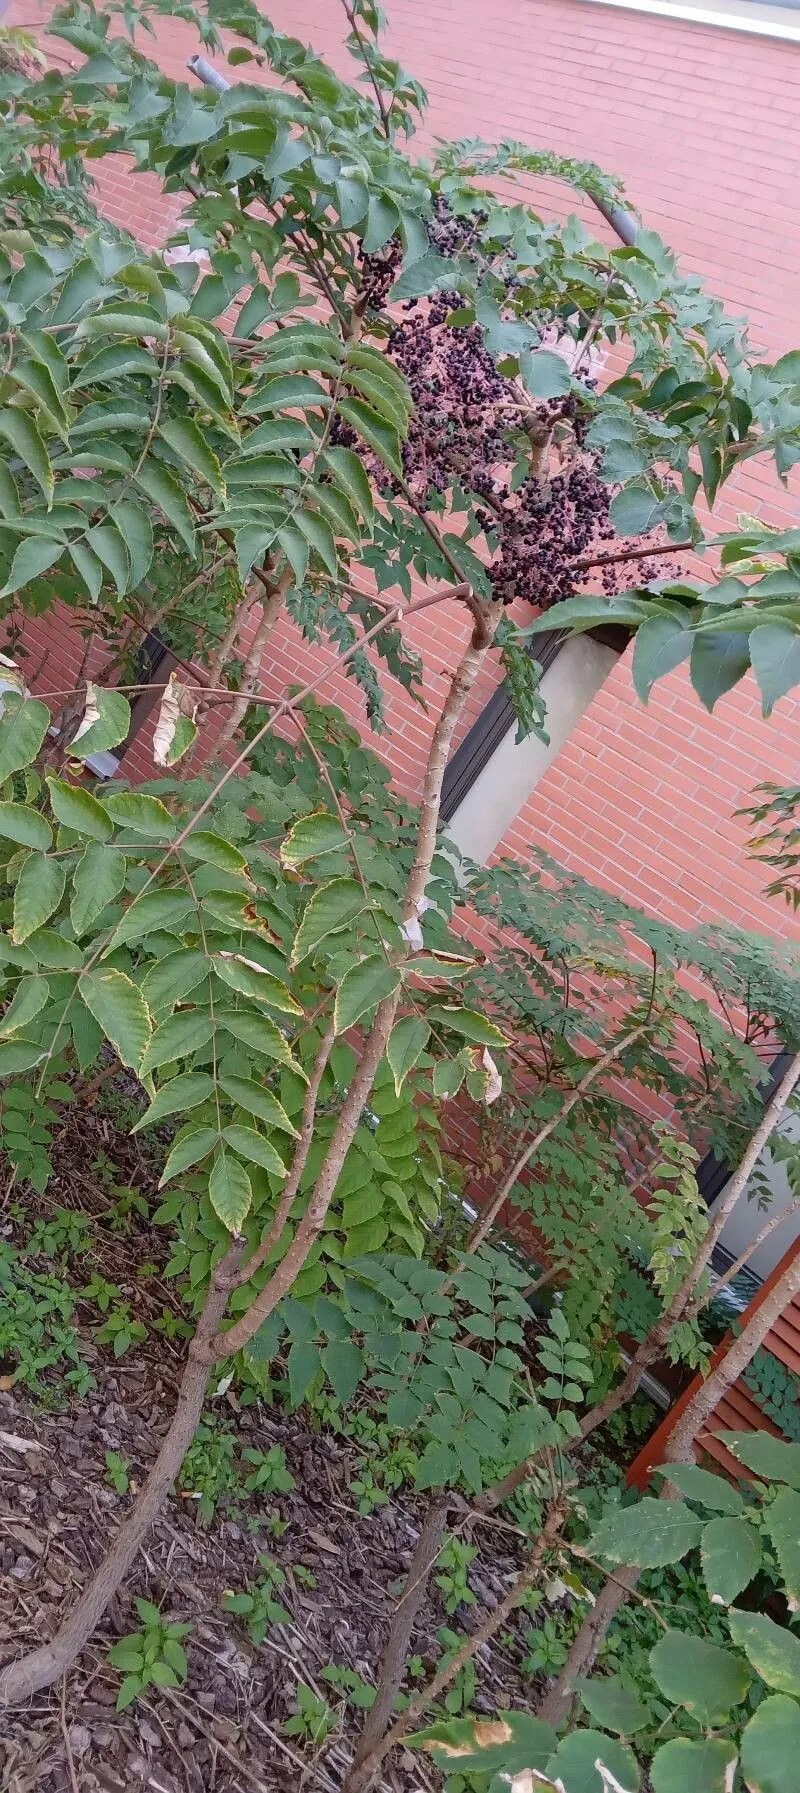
{"left": 9, "top": 0, "right": 800, "bottom": 947}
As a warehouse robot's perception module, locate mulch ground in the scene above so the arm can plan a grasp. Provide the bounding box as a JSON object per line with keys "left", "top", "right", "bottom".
{"left": 0, "top": 1097, "right": 548, "bottom": 1793}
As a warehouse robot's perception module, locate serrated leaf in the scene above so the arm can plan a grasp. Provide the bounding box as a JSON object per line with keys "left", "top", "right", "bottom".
{"left": 0, "top": 802, "right": 52, "bottom": 851}
{"left": 111, "top": 500, "right": 153, "bottom": 589}
{"left": 546, "top": 1730, "right": 639, "bottom": 1793}
{"left": 158, "top": 1126, "right": 218, "bottom": 1187}
{"left": 0, "top": 535, "right": 64, "bottom": 598}
{"left": 209, "top": 1150, "right": 252, "bottom": 1233}
{"left": 132, "top": 1071, "right": 215, "bottom": 1132}
{"left": 701, "top": 1515, "right": 761, "bottom": 1605}
{"left": 574, "top": 1677, "right": 650, "bottom": 1736}
{"left": 218, "top": 1073, "right": 298, "bottom": 1137}
{"left": 216, "top": 1007, "right": 304, "bottom": 1072}
{"left": 295, "top": 507, "right": 338, "bottom": 576}
{"left": 46, "top": 776, "right": 113, "bottom": 842}
{"left": 656, "top": 1462, "right": 745, "bottom": 1514}
{"left": 86, "top": 522, "right": 129, "bottom": 597}
{"left": 387, "top": 1016, "right": 429, "bottom": 1095}
{"left": 280, "top": 811, "right": 348, "bottom": 866}
{"left": 0, "top": 695, "right": 49, "bottom": 783}
{"left": 718, "top": 1432, "right": 800, "bottom": 1489}
{"left": 433, "top": 1059, "right": 465, "bottom": 1098}
{"left": 213, "top": 953, "right": 301, "bottom": 1015}
{"left": 101, "top": 791, "right": 176, "bottom": 839}
{"left": 134, "top": 460, "right": 197, "bottom": 554}
{"left": 320, "top": 1338, "right": 363, "bottom": 1404}
{"left": 728, "top": 1609, "right": 800, "bottom": 1696}
{"left": 159, "top": 415, "right": 226, "bottom": 499}
{"left": 287, "top": 1338, "right": 321, "bottom": 1407}
{"left": 322, "top": 446, "right": 374, "bottom": 528}
{"left": 427, "top": 1005, "right": 509, "bottom": 1048}
{"left": 0, "top": 407, "right": 53, "bottom": 505}
{"left": 749, "top": 624, "right": 800, "bottom": 718}
{"left": 222, "top": 1123, "right": 287, "bottom": 1177}
{"left": 651, "top": 1737, "right": 738, "bottom": 1793}
{"left": 413, "top": 1711, "right": 557, "bottom": 1776}
{"left": 108, "top": 890, "right": 195, "bottom": 950}
{"left": 610, "top": 483, "right": 665, "bottom": 537}
{"left": 765, "top": 1486, "right": 800, "bottom": 1607}
{"left": 650, "top": 1629, "right": 751, "bottom": 1724}
{"left": 140, "top": 1008, "right": 214, "bottom": 1074}
{"left": 523, "top": 348, "right": 572, "bottom": 399}
{"left": 335, "top": 956, "right": 400, "bottom": 1034}
{"left": 690, "top": 630, "right": 752, "bottom": 712}
{"left": 339, "top": 396, "right": 402, "bottom": 478}
{"left": 79, "top": 967, "right": 151, "bottom": 1072}
{"left": 741, "top": 1693, "right": 800, "bottom": 1793}
{"left": 183, "top": 832, "right": 248, "bottom": 874}
{"left": 70, "top": 843, "right": 126, "bottom": 936}
{"left": 141, "top": 948, "right": 208, "bottom": 1012}
{"left": 590, "top": 1499, "right": 702, "bottom": 1568}
{"left": 291, "top": 878, "right": 369, "bottom": 966}
{"left": 69, "top": 685, "right": 131, "bottom": 759}
{"left": 0, "top": 973, "right": 49, "bottom": 1036}
{"left": 632, "top": 615, "right": 693, "bottom": 702}
{"left": 13, "top": 854, "right": 65, "bottom": 942}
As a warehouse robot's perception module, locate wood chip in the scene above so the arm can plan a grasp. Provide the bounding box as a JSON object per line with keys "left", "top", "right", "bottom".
{"left": 0, "top": 1429, "right": 47, "bottom": 1455}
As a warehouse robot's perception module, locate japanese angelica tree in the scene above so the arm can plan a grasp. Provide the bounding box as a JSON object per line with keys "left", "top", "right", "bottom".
{"left": 1, "top": 0, "right": 800, "bottom": 1742}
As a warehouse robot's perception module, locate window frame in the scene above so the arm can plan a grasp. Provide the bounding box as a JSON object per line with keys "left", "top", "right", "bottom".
{"left": 578, "top": 0, "right": 800, "bottom": 44}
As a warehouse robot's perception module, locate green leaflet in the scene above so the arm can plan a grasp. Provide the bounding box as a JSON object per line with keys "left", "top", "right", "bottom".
{"left": 590, "top": 1498, "right": 702, "bottom": 1568}
{"left": 209, "top": 1150, "right": 252, "bottom": 1233}
{"left": 728, "top": 1609, "right": 800, "bottom": 1697}
{"left": 0, "top": 407, "right": 53, "bottom": 504}
{"left": 182, "top": 832, "right": 248, "bottom": 874}
{"left": 765, "top": 1486, "right": 800, "bottom": 1606}
{"left": 290, "top": 878, "right": 369, "bottom": 967}
{"left": 139, "top": 1008, "right": 215, "bottom": 1074}
{"left": 159, "top": 414, "right": 226, "bottom": 501}
{"left": 701, "top": 1516, "right": 761, "bottom": 1606}
{"left": 545, "top": 1729, "right": 640, "bottom": 1793}
{"left": 140, "top": 949, "right": 209, "bottom": 1012}
{"left": 217, "top": 1072, "right": 299, "bottom": 1136}
{"left": 79, "top": 967, "right": 152, "bottom": 1073}
{"left": 0, "top": 974, "right": 50, "bottom": 1036}
{"left": 280, "top": 811, "right": 348, "bottom": 866}
{"left": 741, "top": 1693, "right": 800, "bottom": 1793}
{"left": 0, "top": 801, "right": 52, "bottom": 852}
{"left": 101, "top": 791, "right": 176, "bottom": 839}
{"left": 656, "top": 1462, "right": 745, "bottom": 1515}
{"left": 216, "top": 1007, "right": 305, "bottom": 1075}
{"left": 12, "top": 854, "right": 65, "bottom": 943}
{"left": 649, "top": 1629, "right": 751, "bottom": 1725}
{"left": 222, "top": 1123, "right": 287, "bottom": 1177}
{"left": 132, "top": 1072, "right": 215, "bottom": 1132}
{"left": 70, "top": 843, "right": 126, "bottom": 936}
{"left": 212, "top": 953, "right": 302, "bottom": 1015}
{"left": 387, "top": 1016, "right": 430, "bottom": 1094}
{"left": 158, "top": 1126, "right": 219, "bottom": 1188}
{"left": 574, "top": 1677, "right": 650, "bottom": 1736}
{"left": 334, "top": 956, "right": 400, "bottom": 1034}
{"left": 46, "top": 776, "right": 113, "bottom": 843}
{"left": 651, "top": 1738, "right": 738, "bottom": 1793}
{"left": 426, "top": 1005, "right": 509, "bottom": 1048}
{"left": 0, "top": 696, "right": 50, "bottom": 784}
{"left": 108, "top": 890, "right": 195, "bottom": 950}
{"left": 68, "top": 686, "right": 131, "bottom": 760}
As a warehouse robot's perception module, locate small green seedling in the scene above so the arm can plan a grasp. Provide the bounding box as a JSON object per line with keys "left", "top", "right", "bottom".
{"left": 108, "top": 1597, "right": 191, "bottom": 1710}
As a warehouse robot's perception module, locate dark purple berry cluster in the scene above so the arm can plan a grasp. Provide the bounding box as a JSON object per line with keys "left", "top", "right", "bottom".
{"left": 354, "top": 199, "right": 675, "bottom": 608}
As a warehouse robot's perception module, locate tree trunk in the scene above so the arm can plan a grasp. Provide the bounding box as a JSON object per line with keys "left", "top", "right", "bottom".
{"left": 536, "top": 1564, "right": 641, "bottom": 1731}
{"left": 345, "top": 1498, "right": 451, "bottom": 1793}
{"left": 665, "top": 1237, "right": 800, "bottom": 1464}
